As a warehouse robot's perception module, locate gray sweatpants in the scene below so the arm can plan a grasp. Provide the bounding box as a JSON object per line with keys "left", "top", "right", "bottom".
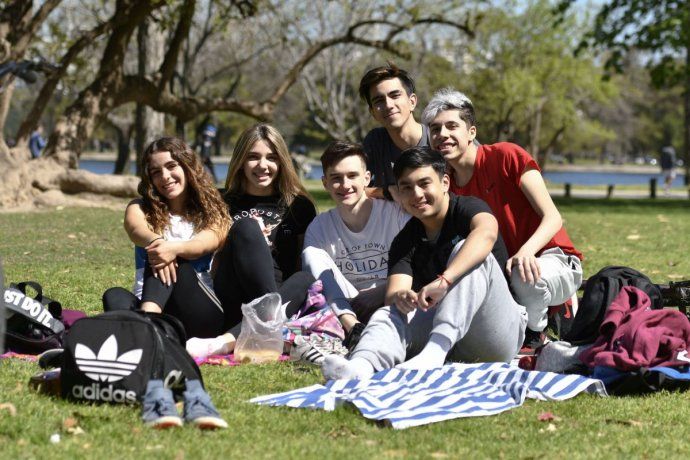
{"left": 351, "top": 242, "right": 527, "bottom": 370}
{"left": 510, "top": 248, "right": 583, "bottom": 332}
{"left": 302, "top": 246, "right": 362, "bottom": 317}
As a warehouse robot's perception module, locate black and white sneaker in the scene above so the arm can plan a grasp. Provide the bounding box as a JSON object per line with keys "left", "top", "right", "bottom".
{"left": 290, "top": 334, "right": 348, "bottom": 365}
{"left": 38, "top": 348, "right": 64, "bottom": 369}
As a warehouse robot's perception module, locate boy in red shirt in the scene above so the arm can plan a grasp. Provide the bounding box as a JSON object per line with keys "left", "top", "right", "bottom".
{"left": 421, "top": 89, "right": 583, "bottom": 347}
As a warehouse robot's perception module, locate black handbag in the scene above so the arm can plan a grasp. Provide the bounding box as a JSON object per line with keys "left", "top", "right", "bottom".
{"left": 3, "top": 281, "right": 65, "bottom": 354}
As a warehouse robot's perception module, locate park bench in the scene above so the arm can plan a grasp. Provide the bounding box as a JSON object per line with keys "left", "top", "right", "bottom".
{"left": 562, "top": 177, "right": 679, "bottom": 199}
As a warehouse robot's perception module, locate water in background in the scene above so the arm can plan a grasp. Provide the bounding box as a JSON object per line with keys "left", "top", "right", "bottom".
{"left": 79, "top": 159, "right": 686, "bottom": 186}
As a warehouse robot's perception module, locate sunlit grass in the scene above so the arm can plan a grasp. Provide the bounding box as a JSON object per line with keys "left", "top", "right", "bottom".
{"left": 1, "top": 191, "right": 690, "bottom": 458}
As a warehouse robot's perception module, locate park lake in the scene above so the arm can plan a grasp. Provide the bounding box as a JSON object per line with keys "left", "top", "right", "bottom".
{"left": 79, "top": 158, "right": 687, "bottom": 187}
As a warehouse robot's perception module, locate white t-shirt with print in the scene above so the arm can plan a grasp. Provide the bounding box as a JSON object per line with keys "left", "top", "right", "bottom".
{"left": 304, "top": 199, "right": 410, "bottom": 290}
{"left": 133, "top": 214, "right": 213, "bottom": 298}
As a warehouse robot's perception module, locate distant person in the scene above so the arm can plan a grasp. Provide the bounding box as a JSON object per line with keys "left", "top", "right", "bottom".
{"left": 422, "top": 88, "right": 583, "bottom": 351}
{"left": 660, "top": 145, "right": 677, "bottom": 195}
{"left": 289, "top": 143, "right": 308, "bottom": 178}
{"left": 358, "top": 64, "right": 430, "bottom": 201}
{"left": 29, "top": 125, "right": 46, "bottom": 159}
{"left": 198, "top": 121, "right": 218, "bottom": 183}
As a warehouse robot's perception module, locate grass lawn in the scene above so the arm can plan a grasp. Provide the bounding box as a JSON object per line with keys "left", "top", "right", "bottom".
{"left": 2, "top": 187, "right": 690, "bottom": 459}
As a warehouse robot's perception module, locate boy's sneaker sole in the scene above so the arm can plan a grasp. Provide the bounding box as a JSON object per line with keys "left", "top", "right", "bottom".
{"left": 189, "top": 416, "right": 229, "bottom": 430}
{"left": 145, "top": 415, "right": 183, "bottom": 429}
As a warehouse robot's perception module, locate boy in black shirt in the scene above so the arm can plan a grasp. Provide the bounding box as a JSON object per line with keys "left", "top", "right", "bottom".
{"left": 359, "top": 64, "right": 430, "bottom": 201}
{"left": 322, "top": 148, "right": 526, "bottom": 379}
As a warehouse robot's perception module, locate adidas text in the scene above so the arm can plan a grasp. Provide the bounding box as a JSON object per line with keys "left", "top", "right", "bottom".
{"left": 72, "top": 383, "right": 137, "bottom": 404}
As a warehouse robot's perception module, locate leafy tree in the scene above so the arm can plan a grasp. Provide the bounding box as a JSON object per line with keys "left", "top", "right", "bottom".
{"left": 456, "top": 0, "right": 617, "bottom": 167}
{"left": 558, "top": 0, "right": 690, "bottom": 182}
{"left": 0, "top": 0, "right": 484, "bottom": 208}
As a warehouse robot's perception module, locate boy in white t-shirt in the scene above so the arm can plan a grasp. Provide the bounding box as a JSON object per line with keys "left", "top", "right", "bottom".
{"left": 302, "top": 141, "right": 409, "bottom": 347}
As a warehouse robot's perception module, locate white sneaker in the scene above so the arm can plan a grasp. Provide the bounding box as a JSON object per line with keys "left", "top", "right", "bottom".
{"left": 290, "top": 334, "right": 347, "bottom": 365}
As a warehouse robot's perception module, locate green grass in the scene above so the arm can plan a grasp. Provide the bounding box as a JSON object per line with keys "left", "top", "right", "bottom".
{"left": 2, "top": 192, "right": 690, "bottom": 459}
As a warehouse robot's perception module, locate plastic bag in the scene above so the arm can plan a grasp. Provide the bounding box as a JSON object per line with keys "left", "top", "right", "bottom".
{"left": 234, "top": 293, "right": 286, "bottom": 363}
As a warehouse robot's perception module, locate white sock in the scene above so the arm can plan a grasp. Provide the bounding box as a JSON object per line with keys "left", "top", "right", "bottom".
{"left": 322, "top": 355, "right": 375, "bottom": 380}
{"left": 396, "top": 333, "right": 452, "bottom": 370}
{"left": 186, "top": 335, "right": 234, "bottom": 359}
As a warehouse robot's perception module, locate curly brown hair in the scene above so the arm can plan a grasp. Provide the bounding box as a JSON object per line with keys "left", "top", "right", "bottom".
{"left": 138, "top": 137, "right": 230, "bottom": 238}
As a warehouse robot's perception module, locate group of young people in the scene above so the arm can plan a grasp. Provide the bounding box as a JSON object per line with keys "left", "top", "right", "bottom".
{"left": 114, "top": 63, "right": 583, "bottom": 425}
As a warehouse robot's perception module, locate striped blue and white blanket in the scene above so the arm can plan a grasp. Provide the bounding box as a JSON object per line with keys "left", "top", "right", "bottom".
{"left": 251, "top": 362, "right": 607, "bottom": 429}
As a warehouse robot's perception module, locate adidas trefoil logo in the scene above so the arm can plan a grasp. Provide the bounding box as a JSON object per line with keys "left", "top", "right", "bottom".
{"left": 75, "top": 335, "right": 143, "bottom": 382}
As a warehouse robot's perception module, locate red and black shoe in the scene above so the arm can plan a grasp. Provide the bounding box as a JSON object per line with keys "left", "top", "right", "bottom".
{"left": 519, "top": 328, "right": 548, "bottom": 356}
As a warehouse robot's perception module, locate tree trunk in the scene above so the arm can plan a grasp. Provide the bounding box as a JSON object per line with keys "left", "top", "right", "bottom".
{"left": 134, "top": 18, "right": 165, "bottom": 175}
{"left": 42, "top": 0, "right": 156, "bottom": 167}
{"left": 0, "top": 0, "right": 62, "bottom": 139}
{"left": 683, "top": 35, "right": 690, "bottom": 187}
{"left": 112, "top": 123, "right": 132, "bottom": 175}
{"left": 15, "top": 20, "right": 113, "bottom": 145}
{"left": 175, "top": 118, "right": 186, "bottom": 139}
{"left": 0, "top": 77, "right": 14, "bottom": 146}
{"left": 530, "top": 98, "right": 546, "bottom": 167}
{"left": 0, "top": 0, "right": 152, "bottom": 208}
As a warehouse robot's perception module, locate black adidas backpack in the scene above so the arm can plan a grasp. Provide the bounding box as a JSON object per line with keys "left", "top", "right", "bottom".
{"left": 60, "top": 310, "right": 202, "bottom": 404}
{"left": 563, "top": 266, "right": 663, "bottom": 346}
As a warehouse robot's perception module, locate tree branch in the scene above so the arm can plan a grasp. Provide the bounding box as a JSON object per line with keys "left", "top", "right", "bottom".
{"left": 266, "top": 15, "right": 477, "bottom": 106}
{"left": 16, "top": 20, "right": 113, "bottom": 142}
{"left": 120, "top": 75, "right": 274, "bottom": 121}
{"left": 158, "top": 0, "right": 196, "bottom": 92}
{"left": 120, "top": 13, "right": 480, "bottom": 123}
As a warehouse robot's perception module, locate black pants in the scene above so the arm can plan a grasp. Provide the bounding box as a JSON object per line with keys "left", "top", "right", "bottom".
{"left": 104, "top": 218, "right": 313, "bottom": 338}
{"left": 213, "top": 218, "right": 313, "bottom": 329}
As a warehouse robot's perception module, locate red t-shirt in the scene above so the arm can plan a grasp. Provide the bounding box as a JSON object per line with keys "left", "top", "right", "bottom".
{"left": 449, "top": 142, "right": 583, "bottom": 260}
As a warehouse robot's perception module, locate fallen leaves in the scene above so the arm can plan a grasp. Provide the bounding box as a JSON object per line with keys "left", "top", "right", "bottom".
{"left": 537, "top": 412, "right": 561, "bottom": 433}
{"left": 327, "top": 425, "right": 357, "bottom": 439}
{"left": 63, "top": 416, "right": 85, "bottom": 435}
{"left": 0, "top": 403, "right": 17, "bottom": 417}
{"left": 537, "top": 411, "right": 561, "bottom": 422}
{"left": 63, "top": 417, "right": 78, "bottom": 429}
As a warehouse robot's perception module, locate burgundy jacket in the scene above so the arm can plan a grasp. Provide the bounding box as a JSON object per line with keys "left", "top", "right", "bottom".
{"left": 580, "top": 286, "right": 690, "bottom": 371}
